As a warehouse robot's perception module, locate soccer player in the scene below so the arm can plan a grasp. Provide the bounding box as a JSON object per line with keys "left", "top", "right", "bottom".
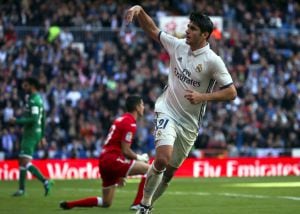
{"left": 60, "top": 95, "right": 150, "bottom": 210}
{"left": 10, "top": 77, "right": 54, "bottom": 196}
{"left": 125, "top": 6, "right": 237, "bottom": 213}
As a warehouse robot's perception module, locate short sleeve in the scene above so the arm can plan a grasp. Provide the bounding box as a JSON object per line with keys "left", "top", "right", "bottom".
{"left": 120, "top": 120, "right": 136, "bottom": 144}
{"left": 159, "top": 31, "right": 181, "bottom": 55}
{"left": 211, "top": 56, "right": 233, "bottom": 87}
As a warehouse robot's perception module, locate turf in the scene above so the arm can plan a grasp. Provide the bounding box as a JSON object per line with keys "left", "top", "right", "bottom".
{"left": 1, "top": 176, "right": 300, "bottom": 214}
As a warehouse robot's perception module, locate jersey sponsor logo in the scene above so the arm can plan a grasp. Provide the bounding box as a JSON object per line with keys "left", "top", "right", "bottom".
{"left": 174, "top": 67, "right": 201, "bottom": 87}
{"left": 125, "top": 132, "right": 133, "bottom": 142}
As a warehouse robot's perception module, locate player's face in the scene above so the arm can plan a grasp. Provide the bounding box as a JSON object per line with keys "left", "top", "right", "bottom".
{"left": 136, "top": 100, "right": 144, "bottom": 117}
{"left": 185, "top": 22, "right": 206, "bottom": 50}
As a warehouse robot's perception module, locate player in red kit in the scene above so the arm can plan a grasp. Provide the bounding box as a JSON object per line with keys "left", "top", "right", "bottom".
{"left": 60, "top": 95, "right": 150, "bottom": 210}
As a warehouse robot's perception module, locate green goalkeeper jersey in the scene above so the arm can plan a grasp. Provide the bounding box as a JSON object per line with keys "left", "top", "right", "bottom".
{"left": 16, "top": 92, "right": 45, "bottom": 140}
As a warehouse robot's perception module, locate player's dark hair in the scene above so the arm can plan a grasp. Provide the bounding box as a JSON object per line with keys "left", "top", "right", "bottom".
{"left": 189, "top": 12, "right": 214, "bottom": 39}
{"left": 24, "top": 77, "right": 40, "bottom": 89}
{"left": 125, "top": 95, "right": 142, "bottom": 112}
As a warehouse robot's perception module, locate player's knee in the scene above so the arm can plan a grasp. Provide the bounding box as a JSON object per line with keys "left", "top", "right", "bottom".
{"left": 155, "top": 156, "right": 169, "bottom": 170}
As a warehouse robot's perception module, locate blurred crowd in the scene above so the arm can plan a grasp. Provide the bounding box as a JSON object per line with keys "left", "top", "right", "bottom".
{"left": 0, "top": 0, "right": 299, "bottom": 160}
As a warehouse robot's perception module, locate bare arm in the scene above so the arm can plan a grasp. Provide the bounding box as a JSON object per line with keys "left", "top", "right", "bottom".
{"left": 121, "top": 141, "right": 149, "bottom": 162}
{"left": 125, "top": 5, "right": 160, "bottom": 42}
{"left": 121, "top": 141, "right": 138, "bottom": 160}
{"left": 184, "top": 84, "right": 237, "bottom": 104}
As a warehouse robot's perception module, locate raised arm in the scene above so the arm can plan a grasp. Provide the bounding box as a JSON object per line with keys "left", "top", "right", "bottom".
{"left": 125, "top": 5, "right": 160, "bottom": 42}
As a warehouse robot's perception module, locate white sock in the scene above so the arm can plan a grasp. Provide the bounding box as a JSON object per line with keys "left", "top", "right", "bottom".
{"left": 97, "top": 197, "right": 103, "bottom": 206}
{"left": 141, "top": 163, "right": 164, "bottom": 206}
{"left": 151, "top": 177, "right": 169, "bottom": 205}
{"left": 25, "top": 162, "right": 32, "bottom": 169}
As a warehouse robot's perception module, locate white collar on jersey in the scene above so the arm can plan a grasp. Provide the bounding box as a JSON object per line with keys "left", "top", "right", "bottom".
{"left": 189, "top": 43, "right": 210, "bottom": 56}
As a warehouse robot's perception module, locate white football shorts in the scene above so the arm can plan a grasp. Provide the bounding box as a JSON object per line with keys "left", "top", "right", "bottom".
{"left": 154, "top": 112, "right": 198, "bottom": 168}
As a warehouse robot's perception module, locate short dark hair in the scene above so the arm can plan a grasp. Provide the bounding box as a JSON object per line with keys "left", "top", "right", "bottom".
{"left": 24, "top": 77, "right": 40, "bottom": 89}
{"left": 125, "top": 95, "right": 142, "bottom": 112}
{"left": 189, "top": 12, "right": 214, "bottom": 39}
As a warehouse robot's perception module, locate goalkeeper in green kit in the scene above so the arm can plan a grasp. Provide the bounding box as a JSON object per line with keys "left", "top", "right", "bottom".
{"left": 10, "top": 77, "right": 54, "bottom": 197}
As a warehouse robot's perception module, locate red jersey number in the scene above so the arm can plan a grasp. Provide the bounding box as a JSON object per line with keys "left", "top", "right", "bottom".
{"left": 104, "top": 124, "right": 116, "bottom": 145}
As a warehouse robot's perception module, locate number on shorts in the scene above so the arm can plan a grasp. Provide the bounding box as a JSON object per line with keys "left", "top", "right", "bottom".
{"left": 156, "top": 119, "right": 169, "bottom": 129}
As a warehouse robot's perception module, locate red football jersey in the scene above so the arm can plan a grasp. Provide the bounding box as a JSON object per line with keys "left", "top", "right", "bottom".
{"left": 101, "top": 113, "right": 137, "bottom": 156}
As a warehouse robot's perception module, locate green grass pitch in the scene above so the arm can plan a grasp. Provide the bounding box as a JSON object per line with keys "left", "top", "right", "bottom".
{"left": 1, "top": 176, "right": 300, "bottom": 214}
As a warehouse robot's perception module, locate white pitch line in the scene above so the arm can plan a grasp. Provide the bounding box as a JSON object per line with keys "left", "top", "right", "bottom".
{"left": 171, "top": 191, "right": 211, "bottom": 196}
{"left": 171, "top": 191, "right": 300, "bottom": 201}
{"left": 60, "top": 188, "right": 300, "bottom": 202}
{"left": 219, "top": 192, "right": 269, "bottom": 199}
{"left": 279, "top": 196, "right": 300, "bottom": 201}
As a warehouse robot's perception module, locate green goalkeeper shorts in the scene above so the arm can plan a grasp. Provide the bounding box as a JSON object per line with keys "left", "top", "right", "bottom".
{"left": 19, "top": 135, "right": 42, "bottom": 158}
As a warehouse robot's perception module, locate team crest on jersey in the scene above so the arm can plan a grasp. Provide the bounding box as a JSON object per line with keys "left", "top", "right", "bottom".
{"left": 125, "top": 132, "right": 133, "bottom": 141}
{"left": 196, "top": 64, "right": 203, "bottom": 73}
{"left": 156, "top": 130, "right": 162, "bottom": 138}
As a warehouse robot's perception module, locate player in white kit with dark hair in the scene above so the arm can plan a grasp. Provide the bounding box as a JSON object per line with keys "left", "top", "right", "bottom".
{"left": 125, "top": 5, "right": 237, "bottom": 214}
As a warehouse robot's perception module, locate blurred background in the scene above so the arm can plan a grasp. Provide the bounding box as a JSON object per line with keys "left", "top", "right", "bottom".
{"left": 0, "top": 0, "right": 299, "bottom": 160}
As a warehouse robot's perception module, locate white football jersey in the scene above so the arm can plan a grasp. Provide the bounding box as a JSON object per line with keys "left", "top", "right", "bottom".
{"left": 155, "top": 31, "right": 233, "bottom": 132}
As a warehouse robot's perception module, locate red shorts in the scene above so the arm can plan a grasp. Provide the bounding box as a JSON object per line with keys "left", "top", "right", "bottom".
{"left": 99, "top": 153, "right": 135, "bottom": 188}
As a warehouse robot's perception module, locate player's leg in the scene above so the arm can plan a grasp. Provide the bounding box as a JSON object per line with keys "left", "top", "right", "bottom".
{"left": 152, "top": 126, "right": 197, "bottom": 205}
{"left": 27, "top": 162, "right": 46, "bottom": 183}
{"left": 26, "top": 159, "right": 54, "bottom": 196}
{"left": 60, "top": 187, "right": 115, "bottom": 209}
{"left": 127, "top": 161, "right": 149, "bottom": 210}
{"left": 130, "top": 175, "right": 146, "bottom": 210}
{"left": 60, "top": 176, "right": 114, "bottom": 209}
{"left": 12, "top": 157, "right": 27, "bottom": 196}
{"left": 140, "top": 145, "right": 172, "bottom": 207}
{"left": 25, "top": 138, "right": 47, "bottom": 181}
{"left": 151, "top": 164, "right": 176, "bottom": 205}
{"left": 101, "top": 186, "right": 116, "bottom": 207}
{"left": 137, "top": 114, "right": 176, "bottom": 213}
{"left": 12, "top": 140, "right": 34, "bottom": 196}
{"left": 60, "top": 153, "right": 135, "bottom": 210}
{"left": 17, "top": 138, "right": 53, "bottom": 196}
{"left": 128, "top": 161, "right": 150, "bottom": 176}
{"left": 30, "top": 138, "right": 54, "bottom": 196}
